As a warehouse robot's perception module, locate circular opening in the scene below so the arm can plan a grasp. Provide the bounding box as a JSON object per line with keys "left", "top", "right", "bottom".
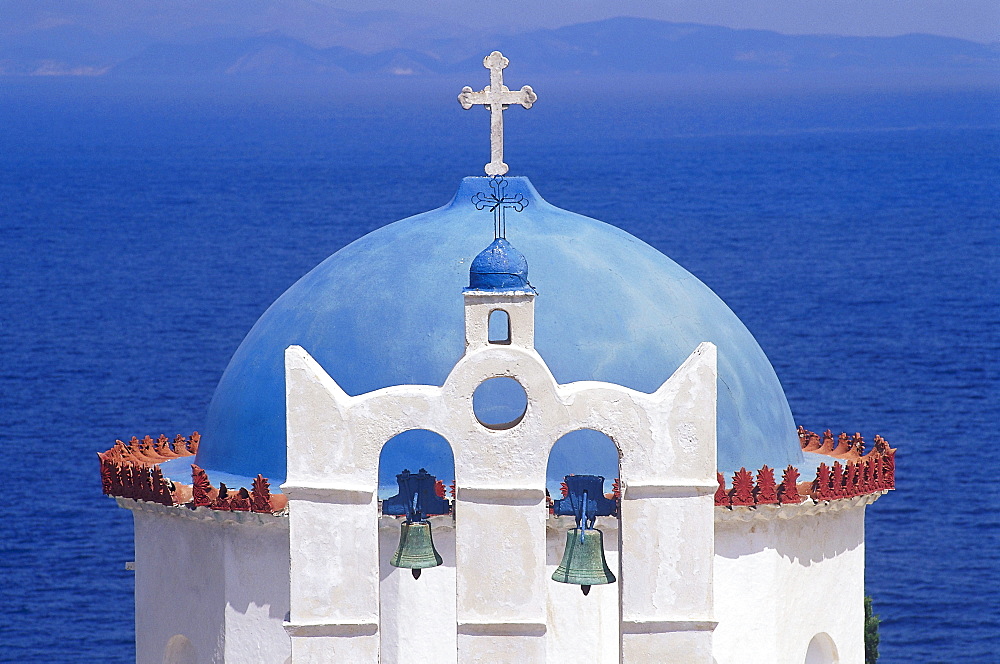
{"left": 472, "top": 377, "right": 528, "bottom": 430}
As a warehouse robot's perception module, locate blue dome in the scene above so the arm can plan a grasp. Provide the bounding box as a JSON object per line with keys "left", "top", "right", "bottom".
{"left": 191, "top": 177, "right": 802, "bottom": 485}
{"left": 467, "top": 238, "right": 531, "bottom": 292}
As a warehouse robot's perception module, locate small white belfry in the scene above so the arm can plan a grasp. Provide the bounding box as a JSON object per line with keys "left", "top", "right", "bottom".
{"left": 282, "top": 227, "right": 718, "bottom": 662}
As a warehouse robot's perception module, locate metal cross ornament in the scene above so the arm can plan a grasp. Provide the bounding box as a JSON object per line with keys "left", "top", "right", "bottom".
{"left": 472, "top": 175, "right": 528, "bottom": 239}
{"left": 458, "top": 51, "right": 537, "bottom": 176}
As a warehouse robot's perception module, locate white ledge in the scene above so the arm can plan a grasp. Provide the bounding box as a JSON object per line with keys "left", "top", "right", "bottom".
{"left": 281, "top": 483, "right": 373, "bottom": 504}
{"left": 715, "top": 491, "right": 885, "bottom": 523}
{"left": 623, "top": 481, "right": 718, "bottom": 499}
{"left": 284, "top": 621, "right": 379, "bottom": 637}
{"left": 463, "top": 290, "right": 535, "bottom": 299}
{"left": 457, "top": 621, "right": 547, "bottom": 637}
{"left": 457, "top": 486, "right": 545, "bottom": 505}
{"left": 620, "top": 619, "right": 718, "bottom": 634}
{"left": 113, "top": 497, "right": 287, "bottom": 526}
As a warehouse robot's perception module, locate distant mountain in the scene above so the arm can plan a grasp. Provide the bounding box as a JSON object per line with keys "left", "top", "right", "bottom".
{"left": 487, "top": 18, "right": 1000, "bottom": 75}
{"left": 1, "top": 2, "right": 996, "bottom": 81}
{"left": 0, "top": 0, "right": 474, "bottom": 75}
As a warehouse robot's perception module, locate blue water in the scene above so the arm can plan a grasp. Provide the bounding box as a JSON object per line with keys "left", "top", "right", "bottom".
{"left": 1, "top": 80, "right": 997, "bottom": 662}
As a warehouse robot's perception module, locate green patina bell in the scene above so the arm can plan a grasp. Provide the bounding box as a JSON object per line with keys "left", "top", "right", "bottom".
{"left": 390, "top": 521, "right": 443, "bottom": 577}
{"left": 552, "top": 527, "right": 616, "bottom": 594}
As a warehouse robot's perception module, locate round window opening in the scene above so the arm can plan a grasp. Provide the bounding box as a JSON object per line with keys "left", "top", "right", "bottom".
{"left": 472, "top": 377, "right": 528, "bottom": 430}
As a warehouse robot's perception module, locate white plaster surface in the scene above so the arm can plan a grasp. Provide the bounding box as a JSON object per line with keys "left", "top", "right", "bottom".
{"left": 464, "top": 292, "right": 535, "bottom": 349}
{"left": 714, "top": 499, "right": 867, "bottom": 664}
{"left": 124, "top": 499, "right": 290, "bottom": 664}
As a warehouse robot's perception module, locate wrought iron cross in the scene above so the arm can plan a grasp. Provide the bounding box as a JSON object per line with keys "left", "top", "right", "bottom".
{"left": 458, "top": 51, "right": 537, "bottom": 176}
{"left": 472, "top": 175, "right": 528, "bottom": 239}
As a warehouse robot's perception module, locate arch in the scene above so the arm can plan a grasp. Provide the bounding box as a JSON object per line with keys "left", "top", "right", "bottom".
{"left": 804, "top": 632, "right": 839, "bottom": 664}
{"left": 488, "top": 308, "right": 511, "bottom": 344}
{"left": 377, "top": 430, "right": 457, "bottom": 664}
{"left": 378, "top": 429, "right": 455, "bottom": 499}
{"left": 546, "top": 428, "right": 620, "bottom": 496}
{"left": 162, "top": 635, "right": 196, "bottom": 664}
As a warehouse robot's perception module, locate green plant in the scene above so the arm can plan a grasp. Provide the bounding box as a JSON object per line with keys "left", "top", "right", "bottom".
{"left": 865, "top": 595, "right": 881, "bottom": 664}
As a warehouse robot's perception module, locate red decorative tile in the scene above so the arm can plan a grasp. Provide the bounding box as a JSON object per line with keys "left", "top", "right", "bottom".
{"left": 754, "top": 465, "right": 779, "bottom": 504}
{"left": 730, "top": 468, "right": 755, "bottom": 506}
{"left": 715, "top": 472, "right": 729, "bottom": 507}
{"left": 777, "top": 465, "right": 802, "bottom": 504}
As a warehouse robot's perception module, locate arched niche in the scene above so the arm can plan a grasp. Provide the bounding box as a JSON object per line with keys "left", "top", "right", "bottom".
{"left": 544, "top": 428, "right": 621, "bottom": 661}
{"left": 162, "top": 634, "right": 196, "bottom": 664}
{"left": 804, "top": 632, "right": 839, "bottom": 664}
{"left": 546, "top": 428, "right": 620, "bottom": 496}
{"left": 488, "top": 308, "right": 511, "bottom": 344}
{"left": 377, "top": 429, "right": 455, "bottom": 499}
{"left": 377, "top": 429, "right": 457, "bottom": 664}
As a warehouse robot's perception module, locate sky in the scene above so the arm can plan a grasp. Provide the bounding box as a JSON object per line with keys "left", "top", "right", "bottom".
{"left": 334, "top": 0, "right": 999, "bottom": 43}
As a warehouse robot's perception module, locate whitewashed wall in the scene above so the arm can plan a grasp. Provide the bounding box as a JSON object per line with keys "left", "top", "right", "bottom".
{"left": 123, "top": 492, "right": 873, "bottom": 663}
{"left": 713, "top": 496, "right": 876, "bottom": 664}
{"left": 125, "top": 500, "right": 290, "bottom": 664}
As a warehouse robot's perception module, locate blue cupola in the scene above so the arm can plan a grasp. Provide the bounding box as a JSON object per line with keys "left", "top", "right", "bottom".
{"left": 184, "top": 176, "right": 803, "bottom": 488}
{"left": 467, "top": 238, "right": 531, "bottom": 292}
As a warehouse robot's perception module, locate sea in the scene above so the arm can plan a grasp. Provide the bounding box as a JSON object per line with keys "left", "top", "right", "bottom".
{"left": 0, "top": 77, "right": 997, "bottom": 662}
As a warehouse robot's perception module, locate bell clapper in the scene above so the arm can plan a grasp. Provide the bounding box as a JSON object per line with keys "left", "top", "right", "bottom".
{"left": 581, "top": 585, "right": 591, "bottom": 596}
{"left": 412, "top": 569, "right": 422, "bottom": 580}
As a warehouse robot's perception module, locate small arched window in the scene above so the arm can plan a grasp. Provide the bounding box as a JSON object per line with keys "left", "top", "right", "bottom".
{"left": 804, "top": 633, "right": 839, "bottom": 664}
{"left": 163, "top": 635, "right": 196, "bottom": 664}
{"left": 488, "top": 309, "right": 511, "bottom": 344}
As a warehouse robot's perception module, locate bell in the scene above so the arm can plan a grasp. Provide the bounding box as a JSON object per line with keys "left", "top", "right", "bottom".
{"left": 552, "top": 527, "right": 616, "bottom": 594}
{"left": 390, "top": 520, "right": 443, "bottom": 578}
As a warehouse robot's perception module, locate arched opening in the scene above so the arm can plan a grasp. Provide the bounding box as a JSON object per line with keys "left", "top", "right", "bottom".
{"left": 472, "top": 376, "right": 527, "bottom": 430}
{"left": 545, "top": 429, "right": 620, "bottom": 660}
{"left": 378, "top": 429, "right": 454, "bottom": 499}
{"left": 546, "top": 429, "right": 620, "bottom": 496}
{"left": 488, "top": 308, "right": 511, "bottom": 344}
{"left": 162, "top": 635, "right": 196, "bottom": 664}
{"left": 804, "top": 633, "right": 839, "bottom": 664}
{"left": 377, "top": 430, "right": 456, "bottom": 664}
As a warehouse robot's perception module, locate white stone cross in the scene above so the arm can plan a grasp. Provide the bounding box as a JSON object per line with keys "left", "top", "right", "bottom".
{"left": 458, "top": 51, "right": 537, "bottom": 176}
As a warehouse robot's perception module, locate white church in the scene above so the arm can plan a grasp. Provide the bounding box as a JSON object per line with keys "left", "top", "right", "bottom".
{"left": 100, "top": 53, "right": 894, "bottom": 664}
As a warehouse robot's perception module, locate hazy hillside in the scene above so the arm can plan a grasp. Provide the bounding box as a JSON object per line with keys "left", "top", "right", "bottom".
{"left": 1, "top": 2, "right": 996, "bottom": 81}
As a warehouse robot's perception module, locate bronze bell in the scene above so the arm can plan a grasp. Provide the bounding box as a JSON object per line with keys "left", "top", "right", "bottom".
{"left": 552, "top": 527, "right": 616, "bottom": 595}
{"left": 550, "top": 474, "right": 619, "bottom": 595}
{"left": 390, "top": 520, "right": 443, "bottom": 578}
{"left": 382, "top": 469, "right": 451, "bottom": 579}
